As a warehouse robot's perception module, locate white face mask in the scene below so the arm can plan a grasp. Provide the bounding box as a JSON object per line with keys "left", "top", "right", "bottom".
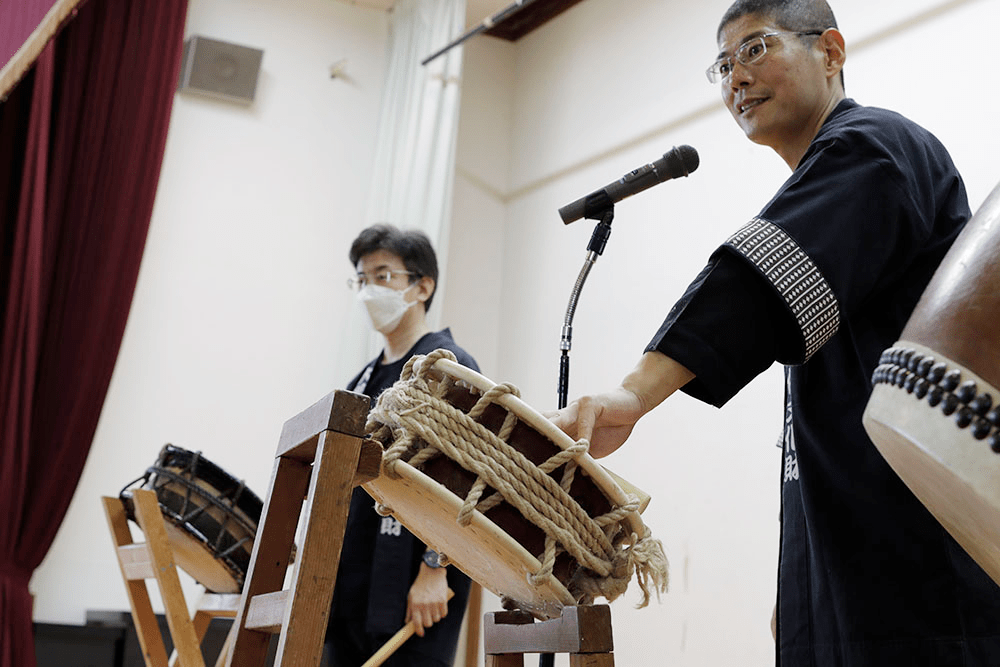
{"left": 357, "top": 283, "right": 417, "bottom": 333}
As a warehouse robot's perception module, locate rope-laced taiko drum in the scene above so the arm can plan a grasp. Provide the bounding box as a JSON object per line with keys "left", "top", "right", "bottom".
{"left": 363, "top": 349, "right": 668, "bottom": 620}
{"left": 863, "top": 181, "right": 1000, "bottom": 586}
{"left": 120, "top": 444, "right": 263, "bottom": 593}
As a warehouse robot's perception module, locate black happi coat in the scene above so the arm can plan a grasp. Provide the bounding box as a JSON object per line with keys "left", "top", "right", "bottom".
{"left": 329, "top": 329, "right": 476, "bottom": 665}
{"left": 649, "top": 99, "right": 1000, "bottom": 665}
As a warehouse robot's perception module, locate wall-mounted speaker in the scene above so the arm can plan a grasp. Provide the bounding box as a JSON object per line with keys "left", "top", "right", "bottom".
{"left": 178, "top": 36, "right": 264, "bottom": 105}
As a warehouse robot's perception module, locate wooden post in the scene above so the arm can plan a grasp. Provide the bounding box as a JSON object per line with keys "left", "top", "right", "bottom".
{"left": 225, "top": 389, "right": 376, "bottom": 667}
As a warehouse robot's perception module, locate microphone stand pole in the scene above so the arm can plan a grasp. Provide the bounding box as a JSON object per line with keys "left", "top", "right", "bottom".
{"left": 558, "top": 192, "right": 614, "bottom": 411}
{"left": 549, "top": 197, "right": 614, "bottom": 667}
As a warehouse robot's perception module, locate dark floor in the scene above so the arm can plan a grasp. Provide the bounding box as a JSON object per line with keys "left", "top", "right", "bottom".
{"left": 33, "top": 611, "right": 277, "bottom": 667}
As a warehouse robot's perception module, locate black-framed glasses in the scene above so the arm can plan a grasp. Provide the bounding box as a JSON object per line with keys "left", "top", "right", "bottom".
{"left": 706, "top": 31, "right": 824, "bottom": 83}
{"left": 347, "top": 269, "right": 418, "bottom": 291}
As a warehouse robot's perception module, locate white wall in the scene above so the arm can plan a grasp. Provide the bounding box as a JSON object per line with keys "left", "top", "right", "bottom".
{"left": 31, "top": 0, "right": 389, "bottom": 624}
{"left": 442, "top": 34, "right": 516, "bottom": 382}
{"left": 28, "top": 0, "right": 998, "bottom": 666}
{"left": 453, "top": 0, "right": 999, "bottom": 664}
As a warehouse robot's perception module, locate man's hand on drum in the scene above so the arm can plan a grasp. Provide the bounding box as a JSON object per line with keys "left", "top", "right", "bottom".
{"left": 548, "top": 351, "right": 695, "bottom": 458}
{"left": 406, "top": 562, "right": 449, "bottom": 637}
{"left": 548, "top": 388, "right": 646, "bottom": 458}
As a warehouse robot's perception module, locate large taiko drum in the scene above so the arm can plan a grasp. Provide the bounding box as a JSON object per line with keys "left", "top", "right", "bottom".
{"left": 362, "top": 349, "right": 668, "bottom": 620}
{"left": 120, "top": 444, "right": 263, "bottom": 593}
{"left": 863, "top": 181, "right": 1000, "bottom": 585}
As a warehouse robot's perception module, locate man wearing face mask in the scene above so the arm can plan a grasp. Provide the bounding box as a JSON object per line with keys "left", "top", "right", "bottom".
{"left": 324, "top": 224, "right": 476, "bottom": 667}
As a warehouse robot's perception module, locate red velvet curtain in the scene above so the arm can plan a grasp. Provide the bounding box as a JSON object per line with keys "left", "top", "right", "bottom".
{"left": 0, "top": 0, "right": 63, "bottom": 73}
{"left": 0, "top": 1, "right": 188, "bottom": 665}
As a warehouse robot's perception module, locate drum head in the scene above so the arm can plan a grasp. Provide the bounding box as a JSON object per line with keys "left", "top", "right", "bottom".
{"left": 864, "top": 343, "right": 1000, "bottom": 586}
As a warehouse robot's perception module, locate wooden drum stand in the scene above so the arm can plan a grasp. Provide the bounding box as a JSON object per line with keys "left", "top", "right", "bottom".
{"left": 103, "top": 489, "right": 241, "bottom": 667}
{"left": 484, "top": 605, "right": 615, "bottom": 666}
{"left": 225, "top": 389, "right": 378, "bottom": 667}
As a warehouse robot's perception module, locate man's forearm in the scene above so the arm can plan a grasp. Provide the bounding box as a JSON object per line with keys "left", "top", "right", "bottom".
{"left": 621, "top": 350, "right": 695, "bottom": 415}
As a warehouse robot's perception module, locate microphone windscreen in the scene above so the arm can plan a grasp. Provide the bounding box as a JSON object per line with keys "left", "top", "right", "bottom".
{"left": 663, "top": 144, "right": 699, "bottom": 179}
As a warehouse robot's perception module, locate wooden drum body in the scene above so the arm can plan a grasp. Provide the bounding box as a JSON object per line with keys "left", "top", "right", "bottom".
{"left": 363, "top": 350, "right": 668, "bottom": 620}
{"left": 120, "top": 444, "right": 263, "bottom": 593}
{"left": 864, "top": 182, "right": 1000, "bottom": 585}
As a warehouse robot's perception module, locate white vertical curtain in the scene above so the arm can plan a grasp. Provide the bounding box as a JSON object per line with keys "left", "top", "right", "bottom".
{"left": 344, "top": 0, "right": 467, "bottom": 370}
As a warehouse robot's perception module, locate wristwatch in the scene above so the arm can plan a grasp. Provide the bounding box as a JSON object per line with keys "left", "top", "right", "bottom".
{"left": 422, "top": 549, "right": 443, "bottom": 568}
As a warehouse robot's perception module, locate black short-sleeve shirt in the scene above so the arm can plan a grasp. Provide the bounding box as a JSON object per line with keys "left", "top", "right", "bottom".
{"left": 328, "top": 329, "right": 477, "bottom": 665}
{"left": 649, "top": 99, "right": 1000, "bottom": 665}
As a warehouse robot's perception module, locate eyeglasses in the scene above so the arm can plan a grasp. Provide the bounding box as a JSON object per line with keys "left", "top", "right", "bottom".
{"left": 347, "top": 269, "right": 418, "bottom": 291}
{"left": 706, "top": 31, "right": 824, "bottom": 83}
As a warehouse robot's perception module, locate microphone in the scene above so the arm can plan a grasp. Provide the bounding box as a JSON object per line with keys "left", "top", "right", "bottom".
{"left": 558, "top": 145, "right": 699, "bottom": 224}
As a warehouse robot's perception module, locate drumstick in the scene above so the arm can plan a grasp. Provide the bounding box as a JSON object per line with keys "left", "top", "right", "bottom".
{"left": 361, "top": 588, "right": 454, "bottom": 667}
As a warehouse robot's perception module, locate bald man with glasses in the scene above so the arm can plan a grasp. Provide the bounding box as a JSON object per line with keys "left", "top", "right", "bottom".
{"left": 551, "top": 0, "right": 1000, "bottom": 664}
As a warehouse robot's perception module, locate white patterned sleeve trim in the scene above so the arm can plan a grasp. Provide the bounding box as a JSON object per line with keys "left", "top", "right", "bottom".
{"left": 726, "top": 218, "right": 840, "bottom": 361}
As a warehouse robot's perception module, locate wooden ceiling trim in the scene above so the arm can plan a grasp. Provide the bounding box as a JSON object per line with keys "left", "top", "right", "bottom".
{"left": 482, "top": 0, "right": 587, "bottom": 41}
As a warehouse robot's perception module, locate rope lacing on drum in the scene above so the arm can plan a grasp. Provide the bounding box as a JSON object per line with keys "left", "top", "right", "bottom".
{"left": 368, "top": 349, "right": 669, "bottom": 608}
{"left": 169, "top": 451, "right": 240, "bottom": 552}
{"left": 118, "top": 445, "right": 260, "bottom": 589}
{"left": 148, "top": 471, "right": 255, "bottom": 554}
